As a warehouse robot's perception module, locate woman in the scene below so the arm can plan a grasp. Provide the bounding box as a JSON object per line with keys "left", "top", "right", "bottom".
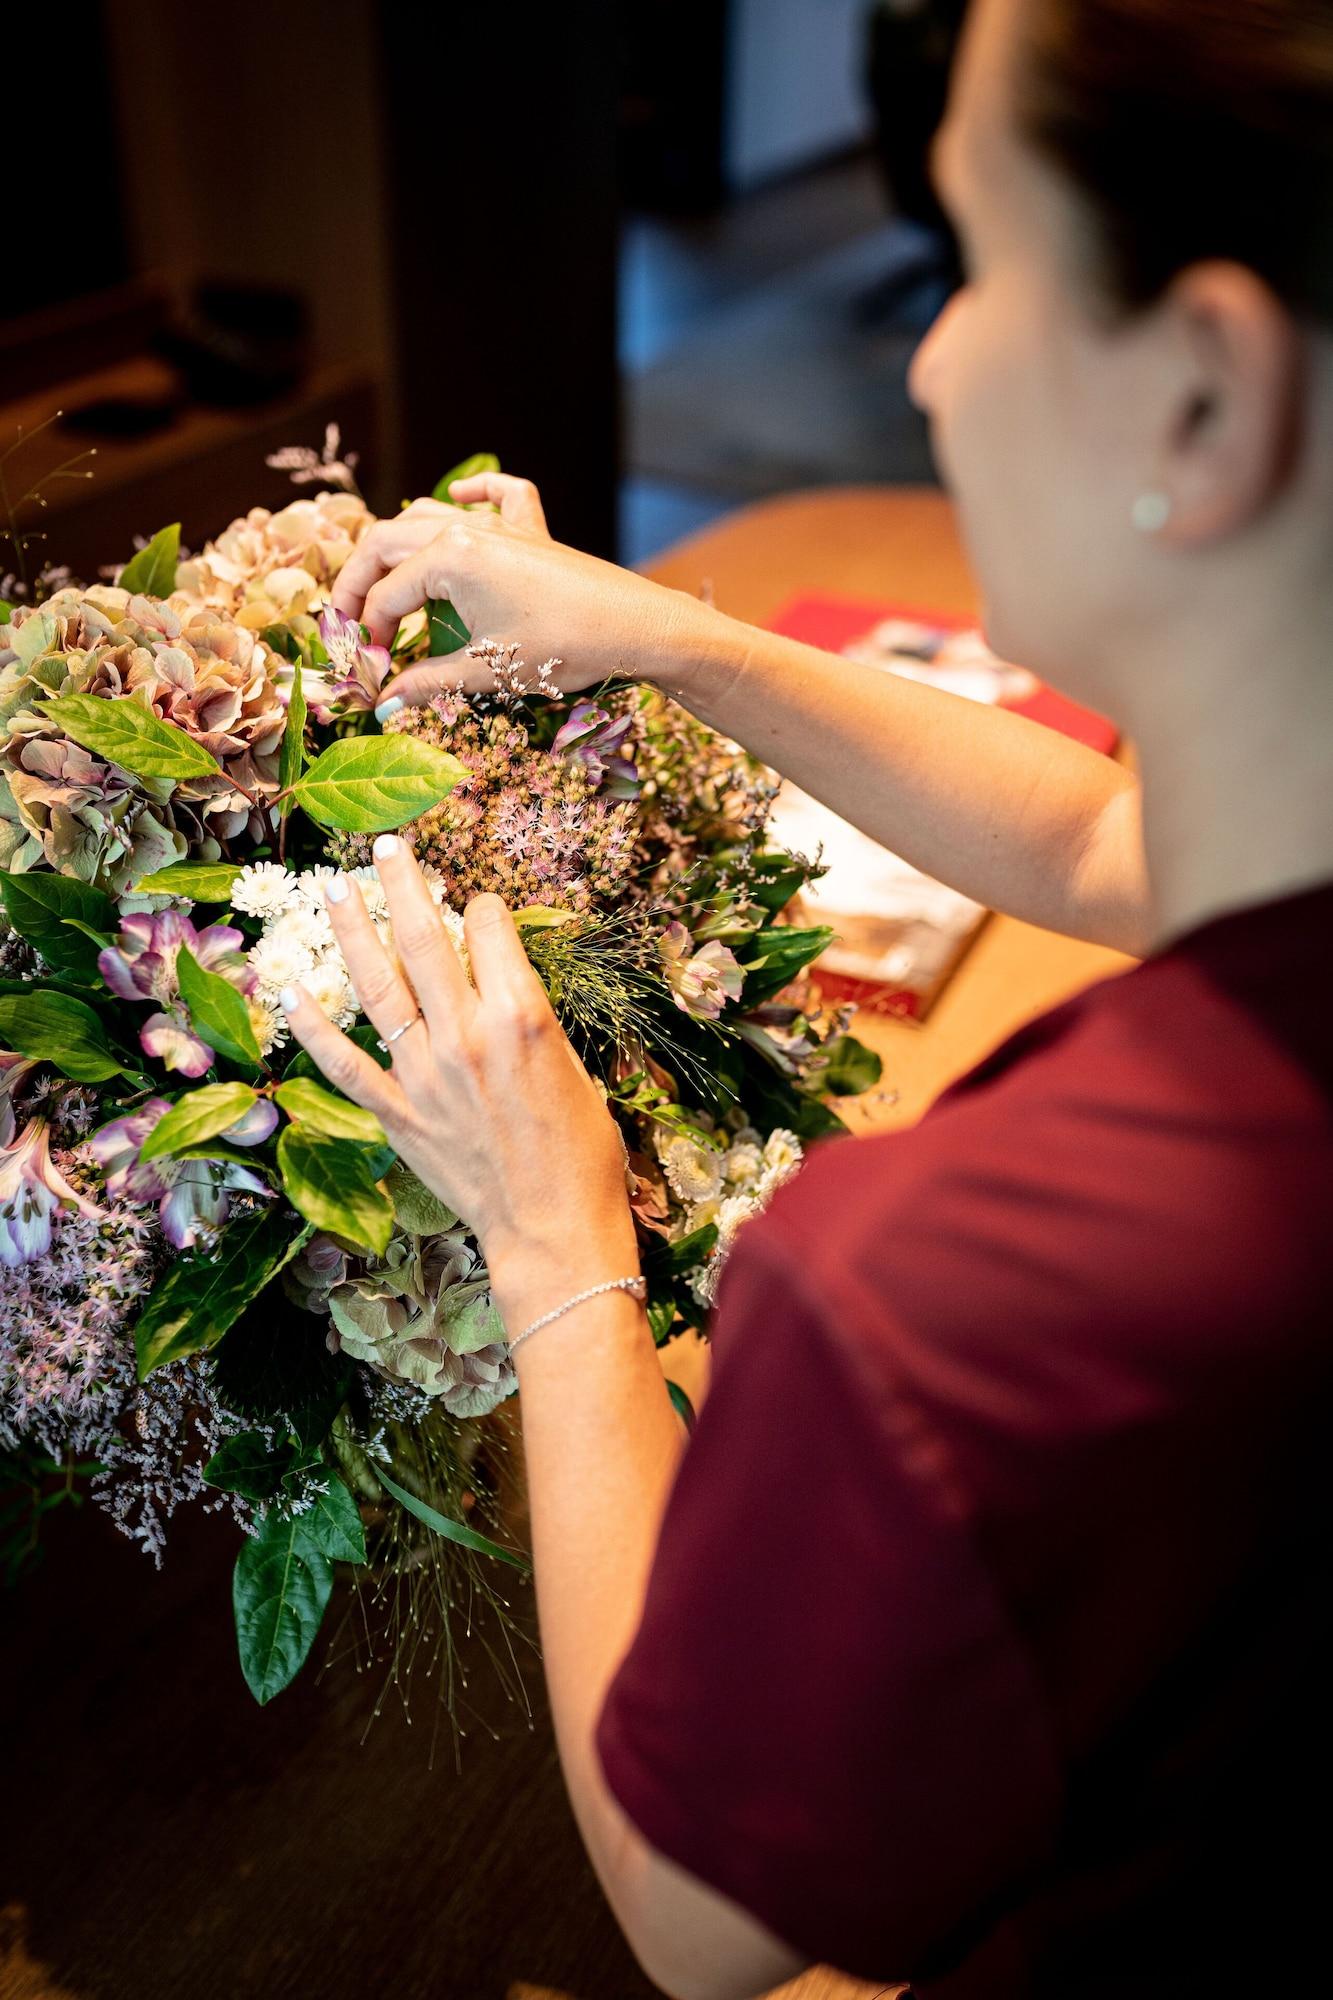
{"left": 279, "top": 1, "right": 1333, "bottom": 1993}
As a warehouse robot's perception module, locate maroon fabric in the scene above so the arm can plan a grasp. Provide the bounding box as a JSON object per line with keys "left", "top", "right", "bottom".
{"left": 594, "top": 878, "right": 1333, "bottom": 1996}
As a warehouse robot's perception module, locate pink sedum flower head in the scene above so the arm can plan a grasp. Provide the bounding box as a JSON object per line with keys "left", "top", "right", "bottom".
{"left": 318, "top": 604, "right": 392, "bottom": 712}
{"left": 658, "top": 921, "right": 745, "bottom": 1021}
{"left": 0, "top": 1115, "right": 107, "bottom": 1267}
{"left": 551, "top": 701, "right": 640, "bottom": 798}
{"left": 86, "top": 1098, "right": 273, "bottom": 1250}
{"left": 98, "top": 909, "right": 256, "bottom": 1076}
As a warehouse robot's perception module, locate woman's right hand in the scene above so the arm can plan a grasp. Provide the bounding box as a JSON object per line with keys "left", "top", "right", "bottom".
{"left": 330, "top": 471, "right": 704, "bottom": 710}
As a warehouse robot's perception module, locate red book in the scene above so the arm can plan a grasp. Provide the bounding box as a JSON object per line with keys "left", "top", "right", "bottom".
{"left": 764, "top": 594, "right": 1121, "bottom": 1023}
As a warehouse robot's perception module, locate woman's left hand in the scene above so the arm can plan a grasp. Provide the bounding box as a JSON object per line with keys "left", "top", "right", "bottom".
{"left": 277, "top": 833, "right": 641, "bottom": 1330}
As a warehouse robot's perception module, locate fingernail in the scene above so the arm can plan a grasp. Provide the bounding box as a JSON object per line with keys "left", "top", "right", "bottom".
{"left": 279, "top": 986, "right": 300, "bottom": 1012}
{"left": 324, "top": 873, "right": 349, "bottom": 904}
{"left": 375, "top": 696, "right": 403, "bottom": 722}
{"left": 372, "top": 833, "right": 401, "bottom": 861}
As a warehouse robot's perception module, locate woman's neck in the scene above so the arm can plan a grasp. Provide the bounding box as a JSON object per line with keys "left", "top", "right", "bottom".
{"left": 1120, "top": 591, "right": 1333, "bottom": 957}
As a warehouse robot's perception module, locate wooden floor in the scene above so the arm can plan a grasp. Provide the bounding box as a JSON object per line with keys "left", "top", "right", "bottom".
{"left": 3, "top": 490, "right": 1132, "bottom": 2000}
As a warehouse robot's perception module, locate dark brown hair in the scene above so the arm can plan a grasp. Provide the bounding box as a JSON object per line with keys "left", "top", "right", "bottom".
{"left": 1015, "top": 1, "right": 1333, "bottom": 324}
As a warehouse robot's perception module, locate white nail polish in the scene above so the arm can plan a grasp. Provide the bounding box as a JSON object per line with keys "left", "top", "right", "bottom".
{"left": 279, "top": 986, "right": 300, "bottom": 1011}
{"left": 375, "top": 696, "right": 403, "bottom": 722}
{"left": 324, "top": 873, "right": 349, "bottom": 903}
{"left": 373, "top": 833, "right": 401, "bottom": 861}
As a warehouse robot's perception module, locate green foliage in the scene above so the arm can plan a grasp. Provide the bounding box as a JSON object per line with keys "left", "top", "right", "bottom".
{"left": 0, "top": 871, "right": 115, "bottom": 982}
{"left": 820, "top": 1034, "right": 882, "bottom": 1096}
{"left": 666, "top": 1380, "right": 696, "bottom": 1431}
{"left": 385, "top": 1157, "right": 457, "bottom": 1236}
{"left": 274, "top": 1075, "right": 386, "bottom": 1147}
{"left": 374, "top": 1464, "right": 529, "bottom": 1572}
{"left": 137, "top": 1080, "right": 259, "bottom": 1162}
{"left": 131, "top": 861, "right": 244, "bottom": 902}
{"left": 134, "top": 1207, "right": 315, "bottom": 1378}
{"left": 212, "top": 1305, "right": 353, "bottom": 1451}
{"left": 44, "top": 692, "right": 220, "bottom": 780}
{"left": 117, "top": 522, "right": 180, "bottom": 597}
{"left": 275, "top": 1126, "right": 394, "bottom": 1257}
{"left": 291, "top": 733, "right": 468, "bottom": 833}
{"left": 738, "top": 925, "right": 836, "bottom": 1005}
{"left": 430, "top": 451, "right": 500, "bottom": 501}
{"left": 176, "top": 945, "right": 263, "bottom": 1068}
{"left": 203, "top": 1431, "right": 318, "bottom": 1503}
{"left": 0, "top": 989, "right": 135, "bottom": 1083}
{"left": 232, "top": 1475, "right": 365, "bottom": 1705}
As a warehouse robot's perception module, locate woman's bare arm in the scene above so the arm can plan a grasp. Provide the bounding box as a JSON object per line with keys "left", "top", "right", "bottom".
{"left": 656, "top": 598, "right": 1151, "bottom": 960}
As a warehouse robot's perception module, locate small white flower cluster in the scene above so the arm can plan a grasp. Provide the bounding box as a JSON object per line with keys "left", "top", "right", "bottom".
{"left": 230, "top": 860, "right": 468, "bottom": 1054}
{"left": 655, "top": 1117, "right": 804, "bottom": 1309}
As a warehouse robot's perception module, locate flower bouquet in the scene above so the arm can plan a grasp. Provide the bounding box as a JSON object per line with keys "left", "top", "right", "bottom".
{"left": 0, "top": 443, "right": 882, "bottom": 1726}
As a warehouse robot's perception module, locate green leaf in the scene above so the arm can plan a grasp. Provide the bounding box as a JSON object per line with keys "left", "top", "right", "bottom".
{"left": 739, "top": 926, "right": 835, "bottom": 1005}
{"left": 385, "top": 1157, "right": 456, "bottom": 1236}
{"left": 233, "top": 1508, "right": 334, "bottom": 1704}
{"left": 118, "top": 522, "right": 180, "bottom": 597}
{"left": 303, "top": 1475, "right": 366, "bottom": 1565}
{"left": 274, "top": 1075, "right": 387, "bottom": 1147}
{"left": 749, "top": 851, "right": 812, "bottom": 916}
{"left": 278, "top": 657, "right": 306, "bottom": 819}
{"left": 667, "top": 1223, "right": 718, "bottom": 1275}
{"left": 292, "top": 734, "right": 469, "bottom": 833}
{"left": 0, "top": 989, "right": 134, "bottom": 1082}
{"left": 0, "top": 598, "right": 12, "bottom": 623}
{"left": 647, "top": 1294, "right": 677, "bottom": 1347}
{"left": 211, "top": 1306, "right": 352, "bottom": 1451}
{"left": 426, "top": 598, "right": 470, "bottom": 658}
{"left": 131, "top": 861, "right": 244, "bottom": 902}
{"left": 176, "top": 945, "right": 263, "bottom": 1068}
{"left": 134, "top": 1208, "right": 315, "bottom": 1378}
{"left": 374, "top": 1465, "right": 529, "bottom": 1572}
{"left": 666, "top": 1380, "right": 696, "bottom": 1431}
{"left": 138, "top": 1080, "right": 259, "bottom": 1162}
{"left": 431, "top": 451, "right": 500, "bottom": 501}
{"left": 169, "top": 1142, "right": 276, "bottom": 1175}
{"left": 0, "top": 872, "right": 115, "bottom": 982}
{"left": 820, "top": 1034, "right": 883, "bottom": 1096}
{"left": 275, "top": 1126, "right": 394, "bottom": 1257}
{"left": 44, "top": 693, "right": 221, "bottom": 781}
{"left": 204, "top": 1431, "right": 302, "bottom": 1502}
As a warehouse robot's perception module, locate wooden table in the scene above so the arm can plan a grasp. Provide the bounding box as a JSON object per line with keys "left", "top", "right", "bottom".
{"left": 1, "top": 488, "right": 1134, "bottom": 2000}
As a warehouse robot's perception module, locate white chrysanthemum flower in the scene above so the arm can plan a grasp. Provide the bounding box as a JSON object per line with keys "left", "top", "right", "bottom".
{"left": 723, "top": 1141, "right": 764, "bottom": 1186}
{"left": 248, "top": 994, "right": 288, "bottom": 1055}
{"left": 660, "top": 1135, "right": 725, "bottom": 1205}
{"left": 756, "top": 1157, "right": 802, "bottom": 1204}
{"left": 762, "top": 1127, "right": 803, "bottom": 1176}
{"left": 304, "top": 956, "right": 360, "bottom": 1027}
{"left": 290, "top": 864, "right": 341, "bottom": 908}
{"left": 248, "top": 928, "right": 321, "bottom": 994}
{"left": 231, "top": 860, "right": 302, "bottom": 919}
{"left": 345, "top": 865, "right": 390, "bottom": 918}
{"left": 714, "top": 1191, "right": 758, "bottom": 1254}
{"left": 272, "top": 902, "right": 335, "bottom": 955}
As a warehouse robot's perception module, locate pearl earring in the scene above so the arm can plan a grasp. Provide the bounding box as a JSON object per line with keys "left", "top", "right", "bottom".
{"left": 1131, "top": 490, "right": 1172, "bottom": 534}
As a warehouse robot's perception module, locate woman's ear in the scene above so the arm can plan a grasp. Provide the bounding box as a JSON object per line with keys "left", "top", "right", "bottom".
{"left": 1154, "top": 260, "right": 1305, "bottom": 547}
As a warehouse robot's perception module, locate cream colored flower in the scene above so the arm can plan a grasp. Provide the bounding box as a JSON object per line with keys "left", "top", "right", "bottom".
{"left": 660, "top": 1134, "right": 725, "bottom": 1205}
{"left": 762, "top": 1128, "right": 803, "bottom": 1176}
{"left": 723, "top": 1141, "right": 764, "bottom": 1186}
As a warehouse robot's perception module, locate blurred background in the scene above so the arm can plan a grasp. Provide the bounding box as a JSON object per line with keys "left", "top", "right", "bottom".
{"left": 2, "top": 0, "right": 965, "bottom": 583}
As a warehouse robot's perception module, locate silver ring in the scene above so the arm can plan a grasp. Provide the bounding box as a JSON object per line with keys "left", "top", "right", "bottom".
{"left": 375, "top": 1007, "right": 424, "bottom": 1051}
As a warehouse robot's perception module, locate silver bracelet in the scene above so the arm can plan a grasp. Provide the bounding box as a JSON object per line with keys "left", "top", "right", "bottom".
{"left": 508, "top": 1274, "right": 648, "bottom": 1359}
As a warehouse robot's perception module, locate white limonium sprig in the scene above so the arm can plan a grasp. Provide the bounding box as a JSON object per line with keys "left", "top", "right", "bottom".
{"left": 232, "top": 859, "right": 468, "bottom": 1054}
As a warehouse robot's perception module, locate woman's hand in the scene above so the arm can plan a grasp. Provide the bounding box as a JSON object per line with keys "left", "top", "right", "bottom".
{"left": 329, "top": 471, "right": 706, "bottom": 710}
{"left": 277, "top": 831, "right": 640, "bottom": 1332}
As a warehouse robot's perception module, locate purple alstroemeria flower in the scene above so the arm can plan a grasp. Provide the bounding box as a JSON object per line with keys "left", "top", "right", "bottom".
{"left": 86, "top": 1097, "right": 275, "bottom": 1250}
{"left": 318, "top": 603, "right": 393, "bottom": 712}
{"left": 0, "top": 1115, "right": 107, "bottom": 1268}
{"left": 98, "top": 909, "right": 257, "bottom": 1077}
{"left": 0, "top": 1049, "right": 40, "bottom": 1148}
{"left": 658, "top": 921, "right": 745, "bottom": 1022}
{"left": 550, "top": 701, "right": 640, "bottom": 798}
